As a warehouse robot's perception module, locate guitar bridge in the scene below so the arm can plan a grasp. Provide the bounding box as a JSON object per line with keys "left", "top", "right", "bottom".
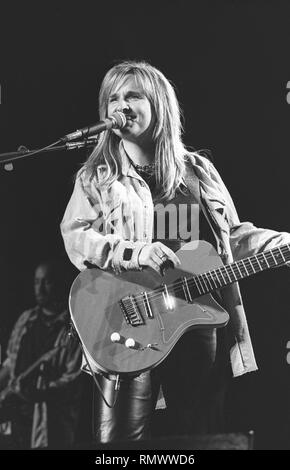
{"left": 119, "top": 296, "right": 145, "bottom": 326}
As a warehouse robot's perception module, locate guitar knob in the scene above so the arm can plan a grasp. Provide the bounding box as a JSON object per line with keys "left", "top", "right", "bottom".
{"left": 110, "top": 332, "right": 121, "bottom": 343}
{"left": 125, "top": 338, "right": 136, "bottom": 349}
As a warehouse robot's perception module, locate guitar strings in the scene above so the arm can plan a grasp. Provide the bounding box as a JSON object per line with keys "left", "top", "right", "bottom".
{"left": 129, "top": 244, "right": 290, "bottom": 304}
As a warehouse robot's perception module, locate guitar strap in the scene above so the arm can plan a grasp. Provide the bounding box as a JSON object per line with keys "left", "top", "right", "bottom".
{"left": 183, "top": 161, "right": 222, "bottom": 253}
{"left": 184, "top": 160, "right": 249, "bottom": 359}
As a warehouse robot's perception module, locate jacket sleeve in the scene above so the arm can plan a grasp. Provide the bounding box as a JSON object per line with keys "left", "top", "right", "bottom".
{"left": 48, "top": 335, "right": 82, "bottom": 390}
{"left": 60, "top": 171, "right": 147, "bottom": 272}
{"left": 208, "top": 162, "right": 290, "bottom": 260}
{"left": 3, "top": 310, "right": 32, "bottom": 372}
{"left": 230, "top": 222, "right": 290, "bottom": 261}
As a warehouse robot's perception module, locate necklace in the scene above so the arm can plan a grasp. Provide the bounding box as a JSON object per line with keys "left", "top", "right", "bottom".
{"left": 123, "top": 146, "right": 156, "bottom": 174}
{"left": 133, "top": 161, "right": 156, "bottom": 173}
{"left": 128, "top": 155, "right": 155, "bottom": 173}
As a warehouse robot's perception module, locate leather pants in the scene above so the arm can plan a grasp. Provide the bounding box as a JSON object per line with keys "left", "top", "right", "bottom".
{"left": 93, "top": 371, "right": 153, "bottom": 444}
{"left": 93, "top": 327, "right": 230, "bottom": 443}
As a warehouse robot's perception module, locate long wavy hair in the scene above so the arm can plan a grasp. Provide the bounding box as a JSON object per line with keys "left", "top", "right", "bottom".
{"left": 84, "top": 60, "right": 193, "bottom": 201}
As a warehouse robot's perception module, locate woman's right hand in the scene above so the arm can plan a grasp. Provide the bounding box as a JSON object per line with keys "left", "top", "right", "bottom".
{"left": 138, "top": 242, "right": 181, "bottom": 276}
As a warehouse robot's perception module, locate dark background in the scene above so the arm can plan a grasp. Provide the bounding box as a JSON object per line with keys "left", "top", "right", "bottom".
{"left": 1, "top": 0, "right": 290, "bottom": 449}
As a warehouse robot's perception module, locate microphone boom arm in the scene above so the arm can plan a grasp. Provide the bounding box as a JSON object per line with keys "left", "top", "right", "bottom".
{"left": 0, "top": 139, "right": 99, "bottom": 166}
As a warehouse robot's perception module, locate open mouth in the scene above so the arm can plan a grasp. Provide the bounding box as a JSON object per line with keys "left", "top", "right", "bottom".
{"left": 125, "top": 113, "right": 137, "bottom": 121}
{"left": 124, "top": 116, "right": 136, "bottom": 127}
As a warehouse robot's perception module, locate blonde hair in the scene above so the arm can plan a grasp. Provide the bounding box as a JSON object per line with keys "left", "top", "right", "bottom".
{"left": 84, "top": 60, "right": 191, "bottom": 201}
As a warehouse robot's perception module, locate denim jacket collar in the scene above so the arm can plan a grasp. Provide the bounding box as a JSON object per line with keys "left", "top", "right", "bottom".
{"left": 118, "top": 140, "right": 153, "bottom": 181}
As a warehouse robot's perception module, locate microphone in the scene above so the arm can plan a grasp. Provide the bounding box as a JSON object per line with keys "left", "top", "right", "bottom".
{"left": 61, "top": 111, "right": 127, "bottom": 142}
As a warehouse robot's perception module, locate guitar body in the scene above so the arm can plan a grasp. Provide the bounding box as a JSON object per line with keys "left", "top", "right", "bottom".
{"left": 69, "top": 241, "right": 229, "bottom": 377}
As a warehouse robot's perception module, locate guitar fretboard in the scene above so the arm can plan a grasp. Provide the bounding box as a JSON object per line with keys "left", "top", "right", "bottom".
{"left": 185, "top": 243, "right": 290, "bottom": 297}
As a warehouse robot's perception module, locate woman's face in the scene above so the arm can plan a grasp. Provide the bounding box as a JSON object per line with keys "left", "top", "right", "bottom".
{"left": 107, "top": 76, "right": 155, "bottom": 144}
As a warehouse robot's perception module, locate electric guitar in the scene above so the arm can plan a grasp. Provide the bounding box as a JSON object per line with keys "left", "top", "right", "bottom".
{"left": 69, "top": 240, "right": 290, "bottom": 378}
{"left": 0, "top": 342, "right": 66, "bottom": 406}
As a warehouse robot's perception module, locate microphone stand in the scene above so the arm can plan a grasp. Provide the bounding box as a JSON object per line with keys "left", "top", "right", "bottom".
{"left": 0, "top": 139, "right": 98, "bottom": 169}
{"left": 0, "top": 138, "right": 98, "bottom": 354}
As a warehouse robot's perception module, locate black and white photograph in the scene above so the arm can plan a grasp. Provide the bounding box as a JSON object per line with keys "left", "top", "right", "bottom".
{"left": 1, "top": 0, "right": 290, "bottom": 453}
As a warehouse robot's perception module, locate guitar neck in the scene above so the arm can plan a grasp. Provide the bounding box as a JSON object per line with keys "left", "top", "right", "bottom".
{"left": 17, "top": 344, "right": 63, "bottom": 381}
{"left": 186, "top": 243, "right": 290, "bottom": 297}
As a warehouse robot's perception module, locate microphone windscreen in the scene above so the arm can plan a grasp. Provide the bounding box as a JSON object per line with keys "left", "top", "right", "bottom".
{"left": 111, "top": 111, "right": 127, "bottom": 129}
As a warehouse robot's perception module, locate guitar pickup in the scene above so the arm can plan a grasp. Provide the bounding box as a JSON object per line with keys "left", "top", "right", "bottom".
{"left": 181, "top": 277, "right": 193, "bottom": 303}
{"left": 142, "top": 291, "right": 154, "bottom": 318}
{"left": 119, "top": 296, "right": 145, "bottom": 326}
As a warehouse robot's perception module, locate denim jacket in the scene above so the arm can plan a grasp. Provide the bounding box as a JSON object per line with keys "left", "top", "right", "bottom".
{"left": 61, "top": 144, "right": 290, "bottom": 377}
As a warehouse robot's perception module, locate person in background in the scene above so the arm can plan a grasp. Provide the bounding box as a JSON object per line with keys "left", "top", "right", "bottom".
{"left": 0, "top": 257, "right": 83, "bottom": 449}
